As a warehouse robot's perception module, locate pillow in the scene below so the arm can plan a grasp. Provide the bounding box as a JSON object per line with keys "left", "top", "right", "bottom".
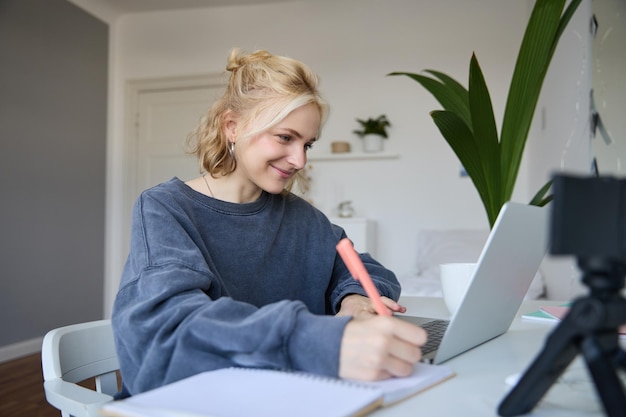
{"left": 402, "top": 228, "right": 545, "bottom": 299}
{"left": 415, "top": 229, "right": 489, "bottom": 278}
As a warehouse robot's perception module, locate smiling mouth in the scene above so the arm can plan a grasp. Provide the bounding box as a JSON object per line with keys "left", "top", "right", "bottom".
{"left": 272, "top": 165, "right": 295, "bottom": 179}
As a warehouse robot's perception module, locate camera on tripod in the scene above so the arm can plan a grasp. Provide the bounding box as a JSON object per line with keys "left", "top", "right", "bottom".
{"left": 499, "top": 173, "right": 626, "bottom": 417}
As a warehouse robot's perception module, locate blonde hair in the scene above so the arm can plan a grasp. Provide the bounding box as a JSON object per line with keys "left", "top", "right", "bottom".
{"left": 187, "top": 48, "right": 328, "bottom": 192}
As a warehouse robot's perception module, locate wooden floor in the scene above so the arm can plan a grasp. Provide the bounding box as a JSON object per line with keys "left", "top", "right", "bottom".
{"left": 0, "top": 353, "right": 60, "bottom": 417}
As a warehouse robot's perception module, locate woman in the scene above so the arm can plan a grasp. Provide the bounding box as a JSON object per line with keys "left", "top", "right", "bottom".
{"left": 112, "top": 48, "right": 426, "bottom": 396}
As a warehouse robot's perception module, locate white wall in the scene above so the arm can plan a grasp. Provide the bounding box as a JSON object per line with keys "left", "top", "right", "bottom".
{"left": 105, "top": 0, "right": 592, "bottom": 313}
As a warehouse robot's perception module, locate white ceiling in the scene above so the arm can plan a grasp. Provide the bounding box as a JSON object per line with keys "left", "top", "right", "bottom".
{"left": 92, "top": 0, "right": 295, "bottom": 13}
{"left": 68, "top": 0, "right": 298, "bottom": 22}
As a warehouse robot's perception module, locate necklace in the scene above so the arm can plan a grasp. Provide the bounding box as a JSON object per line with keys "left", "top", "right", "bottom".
{"left": 202, "top": 173, "right": 214, "bottom": 197}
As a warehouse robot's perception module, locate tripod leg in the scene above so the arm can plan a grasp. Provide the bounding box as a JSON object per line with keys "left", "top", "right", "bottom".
{"left": 498, "top": 321, "right": 579, "bottom": 416}
{"left": 581, "top": 336, "right": 626, "bottom": 417}
{"left": 615, "top": 348, "right": 626, "bottom": 371}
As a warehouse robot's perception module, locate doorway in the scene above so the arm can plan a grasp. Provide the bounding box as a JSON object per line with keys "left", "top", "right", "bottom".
{"left": 107, "top": 74, "right": 226, "bottom": 313}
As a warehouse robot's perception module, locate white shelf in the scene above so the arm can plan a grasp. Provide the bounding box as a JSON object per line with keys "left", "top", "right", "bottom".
{"left": 307, "top": 151, "right": 399, "bottom": 161}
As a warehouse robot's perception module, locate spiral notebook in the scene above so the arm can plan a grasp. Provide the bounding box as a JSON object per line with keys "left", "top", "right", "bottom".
{"left": 100, "top": 363, "right": 454, "bottom": 417}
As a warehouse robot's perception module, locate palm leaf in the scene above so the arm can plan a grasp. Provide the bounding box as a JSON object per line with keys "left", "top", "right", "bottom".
{"left": 430, "top": 110, "right": 499, "bottom": 225}
{"left": 467, "top": 54, "right": 502, "bottom": 222}
{"left": 552, "top": 0, "right": 584, "bottom": 59}
{"left": 528, "top": 179, "right": 553, "bottom": 206}
{"left": 423, "top": 70, "right": 471, "bottom": 126}
{"left": 500, "top": 0, "right": 567, "bottom": 199}
{"left": 388, "top": 71, "right": 471, "bottom": 129}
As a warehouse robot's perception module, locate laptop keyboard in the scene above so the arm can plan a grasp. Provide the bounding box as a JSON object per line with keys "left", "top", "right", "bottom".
{"left": 420, "top": 319, "right": 450, "bottom": 355}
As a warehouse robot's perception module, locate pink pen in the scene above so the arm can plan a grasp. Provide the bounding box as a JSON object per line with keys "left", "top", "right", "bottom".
{"left": 336, "top": 238, "right": 392, "bottom": 316}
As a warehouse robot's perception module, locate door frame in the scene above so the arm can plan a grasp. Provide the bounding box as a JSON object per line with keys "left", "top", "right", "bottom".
{"left": 105, "top": 73, "right": 225, "bottom": 316}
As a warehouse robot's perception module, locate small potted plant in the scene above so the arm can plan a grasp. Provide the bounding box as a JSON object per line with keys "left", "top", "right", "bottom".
{"left": 353, "top": 114, "right": 391, "bottom": 152}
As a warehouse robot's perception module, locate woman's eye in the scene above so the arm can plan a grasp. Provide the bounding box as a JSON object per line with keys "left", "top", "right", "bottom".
{"left": 278, "top": 135, "right": 291, "bottom": 142}
{"left": 304, "top": 142, "right": 314, "bottom": 151}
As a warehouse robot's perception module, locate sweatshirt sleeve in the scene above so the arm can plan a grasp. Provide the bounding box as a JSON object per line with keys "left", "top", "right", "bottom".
{"left": 328, "top": 252, "right": 402, "bottom": 313}
{"left": 327, "top": 225, "right": 402, "bottom": 313}
{"left": 113, "top": 265, "right": 350, "bottom": 395}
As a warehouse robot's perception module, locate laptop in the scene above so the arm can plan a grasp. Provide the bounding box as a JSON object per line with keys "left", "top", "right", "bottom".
{"left": 398, "top": 201, "right": 549, "bottom": 364}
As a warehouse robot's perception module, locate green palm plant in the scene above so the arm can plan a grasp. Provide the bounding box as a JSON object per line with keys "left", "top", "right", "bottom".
{"left": 389, "top": 0, "right": 581, "bottom": 228}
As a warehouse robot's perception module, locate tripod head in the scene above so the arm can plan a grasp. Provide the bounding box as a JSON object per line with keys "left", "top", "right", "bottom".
{"left": 577, "top": 257, "right": 626, "bottom": 298}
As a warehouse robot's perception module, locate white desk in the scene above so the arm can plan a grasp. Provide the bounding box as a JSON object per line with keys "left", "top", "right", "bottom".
{"left": 374, "top": 296, "right": 613, "bottom": 417}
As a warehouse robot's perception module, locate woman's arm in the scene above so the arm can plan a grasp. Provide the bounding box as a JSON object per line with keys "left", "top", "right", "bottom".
{"left": 112, "top": 264, "right": 351, "bottom": 395}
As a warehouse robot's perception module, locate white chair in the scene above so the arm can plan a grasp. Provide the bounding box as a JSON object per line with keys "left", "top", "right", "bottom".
{"left": 41, "top": 320, "right": 120, "bottom": 417}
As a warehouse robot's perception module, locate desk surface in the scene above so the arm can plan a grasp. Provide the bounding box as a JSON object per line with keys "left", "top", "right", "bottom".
{"left": 374, "top": 296, "right": 612, "bottom": 417}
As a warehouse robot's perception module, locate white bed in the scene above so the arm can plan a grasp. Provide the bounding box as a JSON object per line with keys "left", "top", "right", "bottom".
{"left": 398, "top": 229, "right": 545, "bottom": 300}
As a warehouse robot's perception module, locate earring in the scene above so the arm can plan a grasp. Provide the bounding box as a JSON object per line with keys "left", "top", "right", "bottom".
{"left": 228, "top": 141, "right": 235, "bottom": 159}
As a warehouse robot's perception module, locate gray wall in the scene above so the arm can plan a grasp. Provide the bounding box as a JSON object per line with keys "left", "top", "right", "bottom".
{"left": 0, "top": 0, "right": 108, "bottom": 348}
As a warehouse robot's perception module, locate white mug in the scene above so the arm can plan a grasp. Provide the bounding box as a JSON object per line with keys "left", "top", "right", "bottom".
{"left": 440, "top": 262, "right": 476, "bottom": 316}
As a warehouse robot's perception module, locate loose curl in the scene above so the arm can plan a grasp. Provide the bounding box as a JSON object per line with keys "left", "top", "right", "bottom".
{"left": 187, "top": 48, "right": 328, "bottom": 192}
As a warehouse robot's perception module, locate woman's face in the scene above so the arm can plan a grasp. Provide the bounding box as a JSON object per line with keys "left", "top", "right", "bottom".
{"left": 235, "top": 103, "right": 321, "bottom": 195}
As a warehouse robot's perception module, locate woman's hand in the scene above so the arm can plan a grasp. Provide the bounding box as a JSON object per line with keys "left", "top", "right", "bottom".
{"left": 336, "top": 294, "right": 407, "bottom": 319}
{"left": 339, "top": 315, "right": 427, "bottom": 381}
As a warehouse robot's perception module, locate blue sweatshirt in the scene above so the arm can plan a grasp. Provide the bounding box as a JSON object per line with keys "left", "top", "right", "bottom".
{"left": 112, "top": 178, "right": 400, "bottom": 395}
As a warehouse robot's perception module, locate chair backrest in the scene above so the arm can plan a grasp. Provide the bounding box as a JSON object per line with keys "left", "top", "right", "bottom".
{"left": 41, "top": 320, "right": 120, "bottom": 417}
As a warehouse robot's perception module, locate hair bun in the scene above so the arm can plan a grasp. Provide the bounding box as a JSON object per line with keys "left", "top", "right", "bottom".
{"left": 226, "top": 49, "right": 242, "bottom": 72}
{"left": 226, "top": 48, "right": 272, "bottom": 72}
